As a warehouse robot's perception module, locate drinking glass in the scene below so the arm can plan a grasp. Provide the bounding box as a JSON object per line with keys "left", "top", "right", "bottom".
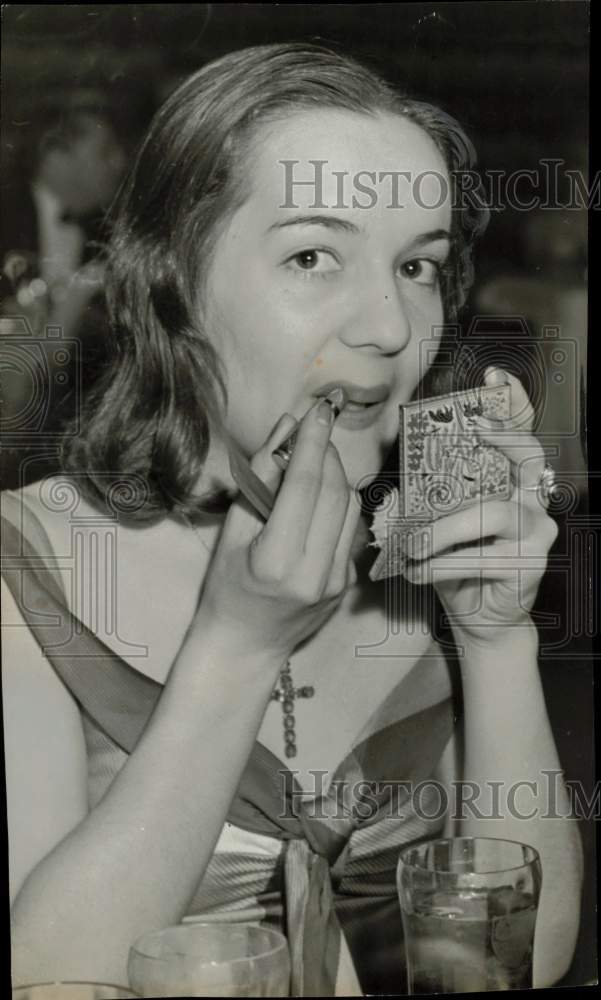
{"left": 397, "top": 836, "right": 542, "bottom": 993}
{"left": 128, "top": 922, "right": 290, "bottom": 997}
{"left": 13, "top": 985, "right": 138, "bottom": 999}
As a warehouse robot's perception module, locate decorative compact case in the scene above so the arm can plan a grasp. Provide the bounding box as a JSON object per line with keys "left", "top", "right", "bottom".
{"left": 368, "top": 383, "right": 512, "bottom": 581}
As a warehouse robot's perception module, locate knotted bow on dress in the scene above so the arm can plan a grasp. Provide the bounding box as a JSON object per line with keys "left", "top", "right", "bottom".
{"left": 2, "top": 493, "right": 458, "bottom": 996}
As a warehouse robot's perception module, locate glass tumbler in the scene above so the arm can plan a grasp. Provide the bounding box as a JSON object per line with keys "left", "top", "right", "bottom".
{"left": 397, "top": 836, "right": 542, "bottom": 993}
{"left": 13, "top": 984, "right": 138, "bottom": 999}
{"left": 128, "top": 922, "right": 290, "bottom": 997}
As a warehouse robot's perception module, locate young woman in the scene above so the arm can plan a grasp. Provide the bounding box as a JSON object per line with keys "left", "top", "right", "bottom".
{"left": 2, "top": 43, "right": 582, "bottom": 995}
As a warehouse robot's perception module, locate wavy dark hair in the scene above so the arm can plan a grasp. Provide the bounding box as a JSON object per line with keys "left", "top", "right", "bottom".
{"left": 60, "top": 42, "right": 489, "bottom": 521}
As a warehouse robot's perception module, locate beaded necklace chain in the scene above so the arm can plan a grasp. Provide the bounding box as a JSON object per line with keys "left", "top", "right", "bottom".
{"left": 270, "top": 661, "right": 315, "bottom": 758}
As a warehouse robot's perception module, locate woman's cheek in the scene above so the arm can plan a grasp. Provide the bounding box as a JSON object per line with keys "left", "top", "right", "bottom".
{"left": 412, "top": 300, "right": 445, "bottom": 377}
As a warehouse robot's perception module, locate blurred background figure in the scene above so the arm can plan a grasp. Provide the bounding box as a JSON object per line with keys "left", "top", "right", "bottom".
{"left": 2, "top": 95, "right": 126, "bottom": 328}
{"left": 1, "top": 95, "right": 127, "bottom": 488}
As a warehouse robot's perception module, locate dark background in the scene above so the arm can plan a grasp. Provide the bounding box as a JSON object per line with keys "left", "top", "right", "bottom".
{"left": 1, "top": 2, "right": 595, "bottom": 990}
{"left": 1, "top": 1, "right": 590, "bottom": 279}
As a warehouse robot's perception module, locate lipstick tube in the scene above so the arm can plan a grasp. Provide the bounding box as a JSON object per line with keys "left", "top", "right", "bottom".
{"left": 272, "top": 386, "right": 348, "bottom": 470}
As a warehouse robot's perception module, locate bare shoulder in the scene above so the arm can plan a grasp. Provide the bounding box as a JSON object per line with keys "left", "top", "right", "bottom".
{"left": 3, "top": 474, "right": 156, "bottom": 561}
{"left": 3, "top": 475, "right": 213, "bottom": 682}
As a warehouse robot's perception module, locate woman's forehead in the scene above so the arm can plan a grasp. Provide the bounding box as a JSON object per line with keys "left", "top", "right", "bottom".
{"left": 248, "top": 109, "right": 447, "bottom": 183}
{"left": 240, "top": 108, "right": 451, "bottom": 231}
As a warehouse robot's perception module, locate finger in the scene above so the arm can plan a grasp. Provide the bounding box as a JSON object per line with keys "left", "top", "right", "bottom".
{"left": 479, "top": 366, "right": 547, "bottom": 491}
{"left": 301, "top": 445, "right": 363, "bottom": 594}
{"left": 404, "top": 501, "right": 516, "bottom": 561}
{"left": 471, "top": 416, "right": 546, "bottom": 492}
{"left": 261, "top": 397, "right": 338, "bottom": 551}
{"left": 327, "top": 488, "right": 363, "bottom": 592}
{"left": 301, "top": 443, "right": 352, "bottom": 585}
{"left": 484, "top": 367, "right": 535, "bottom": 431}
{"left": 403, "top": 543, "right": 550, "bottom": 583}
{"left": 248, "top": 413, "right": 299, "bottom": 492}
{"left": 405, "top": 501, "right": 553, "bottom": 563}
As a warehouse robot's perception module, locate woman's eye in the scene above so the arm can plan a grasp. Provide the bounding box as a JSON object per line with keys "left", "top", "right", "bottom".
{"left": 400, "top": 258, "right": 441, "bottom": 287}
{"left": 285, "top": 249, "right": 340, "bottom": 275}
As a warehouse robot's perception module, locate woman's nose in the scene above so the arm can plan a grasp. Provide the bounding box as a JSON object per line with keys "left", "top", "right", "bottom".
{"left": 338, "top": 280, "right": 412, "bottom": 355}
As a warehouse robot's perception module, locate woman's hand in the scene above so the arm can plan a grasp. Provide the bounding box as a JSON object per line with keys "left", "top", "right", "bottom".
{"left": 402, "top": 368, "right": 559, "bottom": 645}
{"left": 196, "top": 400, "right": 362, "bottom": 660}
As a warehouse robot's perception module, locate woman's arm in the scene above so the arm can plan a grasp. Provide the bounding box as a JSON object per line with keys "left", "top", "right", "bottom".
{"left": 410, "top": 369, "right": 583, "bottom": 986}
{"left": 2, "top": 578, "right": 89, "bottom": 905}
{"left": 5, "top": 404, "right": 362, "bottom": 987}
{"left": 454, "top": 625, "right": 583, "bottom": 989}
{"left": 5, "top": 582, "right": 286, "bottom": 987}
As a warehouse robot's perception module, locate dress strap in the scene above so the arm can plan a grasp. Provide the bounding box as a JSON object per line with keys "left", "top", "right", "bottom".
{"left": 1, "top": 499, "right": 162, "bottom": 753}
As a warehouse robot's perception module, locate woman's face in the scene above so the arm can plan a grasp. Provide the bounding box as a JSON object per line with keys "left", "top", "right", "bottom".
{"left": 203, "top": 108, "right": 452, "bottom": 489}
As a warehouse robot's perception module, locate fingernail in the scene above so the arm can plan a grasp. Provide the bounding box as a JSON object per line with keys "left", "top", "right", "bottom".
{"left": 316, "top": 386, "right": 348, "bottom": 425}
{"left": 316, "top": 398, "right": 335, "bottom": 426}
{"left": 324, "top": 386, "right": 347, "bottom": 414}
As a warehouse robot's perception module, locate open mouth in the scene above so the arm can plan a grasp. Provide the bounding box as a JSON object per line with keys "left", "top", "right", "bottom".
{"left": 344, "top": 399, "right": 382, "bottom": 412}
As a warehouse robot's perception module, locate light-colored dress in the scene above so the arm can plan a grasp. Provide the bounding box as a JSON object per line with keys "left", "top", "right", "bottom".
{"left": 2, "top": 484, "right": 458, "bottom": 996}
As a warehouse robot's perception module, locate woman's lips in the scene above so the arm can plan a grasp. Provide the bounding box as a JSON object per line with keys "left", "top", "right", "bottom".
{"left": 314, "top": 380, "right": 391, "bottom": 430}
{"left": 273, "top": 382, "right": 392, "bottom": 469}
{"left": 314, "top": 380, "right": 391, "bottom": 406}
{"left": 334, "top": 398, "right": 388, "bottom": 429}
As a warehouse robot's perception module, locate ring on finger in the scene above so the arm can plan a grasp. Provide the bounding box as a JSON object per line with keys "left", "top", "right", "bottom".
{"left": 519, "top": 462, "right": 558, "bottom": 507}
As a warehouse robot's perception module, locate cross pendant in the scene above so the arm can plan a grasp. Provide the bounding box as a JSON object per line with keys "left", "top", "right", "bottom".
{"left": 270, "top": 661, "right": 315, "bottom": 759}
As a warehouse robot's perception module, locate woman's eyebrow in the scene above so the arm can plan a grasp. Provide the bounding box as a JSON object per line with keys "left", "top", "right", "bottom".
{"left": 266, "top": 214, "right": 361, "bottom": 235}
{"left": 408, "top": 229, "right": 453, "bottom": 249}
{"left": 266, "top": 216, "right": 452, "bottom": 248}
